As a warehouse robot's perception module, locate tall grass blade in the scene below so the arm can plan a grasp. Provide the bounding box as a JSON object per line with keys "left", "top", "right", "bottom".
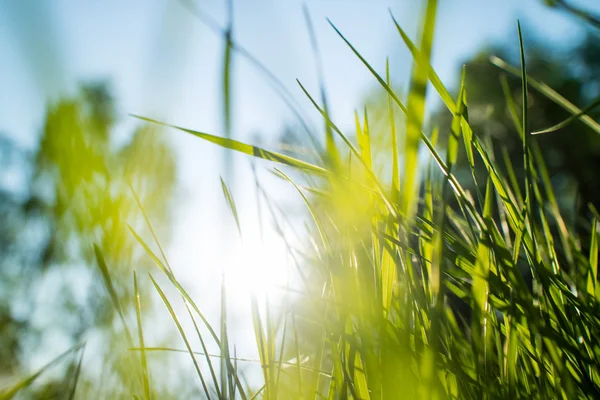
{"left": 222, "top": 0, "right": 234, "bottom": 182}
{"left": 148, "top": 274, "right": 212, "bottom": 399}
{"left": 303, "top": 4, "right": 339, "bottom": 168}
{"left": 184, "top": 301, "right": 222, "bottom": 400}
{"left": 133, "top": 271, "right": 151, "bottom": 400}
{"left": 93, "top": 244, "right": 133, "bottom": 343}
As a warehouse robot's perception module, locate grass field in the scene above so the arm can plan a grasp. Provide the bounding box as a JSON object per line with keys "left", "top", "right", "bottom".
{"left": 3, "top": 0, "right": 600, "bottom": 399}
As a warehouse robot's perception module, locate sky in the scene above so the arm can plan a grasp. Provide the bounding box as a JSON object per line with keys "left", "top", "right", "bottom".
{"left": 1, "top": 0, "right": 599, "bottom": 381}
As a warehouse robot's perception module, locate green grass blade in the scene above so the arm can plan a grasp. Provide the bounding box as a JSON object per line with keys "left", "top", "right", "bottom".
{"left": 129, "top": 182, "right": 174, "bottom": 275}
{"left": 588, "top": 219, "right": 599, "bottom": 299}
{"left": 133, "top": 271, "right": 151, "bottom": 400}
{"left": 296, "top": 79, "right": 398, "bottom": 219}
{"left": 472, "top": 178, "right": 493, "bottom": 315}
{"left": 184, "top": 301, "right": 222, "bottom": 400}
{"left": 148, "top": 274, "right": 212, "bottom": 399}
{"left": 402, "top": 0, "right": 437, "bottom": 221}
{"left": 93, "top": 244, "right": 133, "bottom": 344}
{"left": 0, "top": 343, "right": 84, "bottom": 400}
{"left": 220, "top": 177, "right": 242, "bottom": 238}
{"left": 354, "top": 109, "right": 372, "bottom": 180}
{"left": 251, "top": 296, "right": 272, "bottom": 399}
{"left": 448, "top": 66, "right": 466, "bottom": 170}
{"left": 303, "top": 4, "right": 339, "bottom": 168}
{"left": 533, "top": 96, "right": 600, "bottom": 135}
{"left": 389, "top": 11, "right": 454, "bottom": 111}
{"left": 490, "top": 56, "right": 600, "bottom": 135}
{"left": 327, "top": 20, "right": 407, "bottom": 114}
{"left": 132, "top": 115, "right": 327, "bottom": 175}
{"left": 221, "top": 0, "right": 234, "bottom": 183}
{"left": 67, "top": 345, "right": 85, "bottom": 400}
{"left": 386, "top": 59, "right": 400, "bottom": 201}
{"left": 274, "top": 168, "right": 330, "bottom": 251}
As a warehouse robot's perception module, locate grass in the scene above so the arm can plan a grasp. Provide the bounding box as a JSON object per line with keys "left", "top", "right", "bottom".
{"left": 4, "top": 1, "right": 600, "bottom": 399}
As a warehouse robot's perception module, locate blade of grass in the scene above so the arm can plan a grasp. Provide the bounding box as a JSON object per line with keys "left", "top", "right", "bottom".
{"left": 490, "top": 56, "right": 600, "bottom": 135}
{"left": 184, "top": 301, "right": 222, "bottom": 400}
{"left": 386, "top": 59, "right": 400, "bottom": 202}
{"left": 402, "top": 0, "right": 437, "bottom": 223}
{"left": 148, "top": 274, "right": 212, "bottom": 399}
{"left": 133, "top": 271, "right": 151, "bottom": 400}
{"left": 222, "top": 0, "right": 234, "bottom": 183}
{"left": 533, "top": 96, "right": 600, "bottom": 135}
{"left": 588, "top": 219, "right": 599, "bottom": 300}
{"left": 220, "top": 177, "right": 242, "bottom": 238}
{"left": 296, "top": 80, "right": 398, "bottom": 219}
{"left": 128, "top": 226, "right": 248, "bottom": 399}
{"left": 132, "top": 115, "right": 327, "bottom": 176}
{"left": 0, "top": 343, "right": 85, "bottom": 400}
{"left": 93, "top": 244, "right": 132, "bottom": 344}
{"left": 303, "top": 4, "right": 339, "bottom": 168}
{"left": 67, "top": 345, "right": 85, "bottom": 400}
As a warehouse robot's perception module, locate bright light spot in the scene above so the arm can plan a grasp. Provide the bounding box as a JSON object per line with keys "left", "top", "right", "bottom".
{"left": 224, "top": 227, "right": 292, "bottom": 300}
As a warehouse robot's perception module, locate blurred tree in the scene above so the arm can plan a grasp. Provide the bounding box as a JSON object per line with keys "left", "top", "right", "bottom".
{"left": 0, "top": 82, "right": 177, "bottom": 397}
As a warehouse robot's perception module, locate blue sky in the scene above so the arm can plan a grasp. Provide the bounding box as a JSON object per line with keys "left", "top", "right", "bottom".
{"left": 1, "top": 0, "right": 599, "bottom": 375}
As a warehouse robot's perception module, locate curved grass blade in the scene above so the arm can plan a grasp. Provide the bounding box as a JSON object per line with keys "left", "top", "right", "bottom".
{"left": 220, "top": 177, "right": 242, "bottom": 238}
{"left": 491, "top": 56, "right": 600, "bottom": 135}
{"left": 274, "top": 168, "right": 330, "bottom": 251}
{"left": 533, "top": 96, "right": 600, "bottom": 135}
{"left": 132, "top": 115, "right": 327, "bottom": 176}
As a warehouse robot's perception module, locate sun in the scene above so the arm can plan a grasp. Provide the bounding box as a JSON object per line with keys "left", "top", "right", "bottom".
{"left": 223, "top": 225, "right": 293, "bottom": 301}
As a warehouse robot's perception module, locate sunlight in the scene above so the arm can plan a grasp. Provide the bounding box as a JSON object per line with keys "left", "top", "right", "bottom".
{"left": 224, "top": 226, "right": 292, "bottom": 300}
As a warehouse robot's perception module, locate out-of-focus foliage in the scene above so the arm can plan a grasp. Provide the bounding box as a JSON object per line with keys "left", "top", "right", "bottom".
{"left": 0, "top": 82, "right": 177, "bottom": 397}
